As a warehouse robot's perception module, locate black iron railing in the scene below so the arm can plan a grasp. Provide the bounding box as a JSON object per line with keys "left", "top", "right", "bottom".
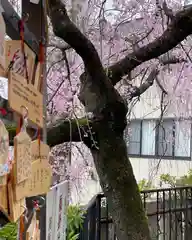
{"left": 79, "top": 186, "right": 192, "bottom": 240}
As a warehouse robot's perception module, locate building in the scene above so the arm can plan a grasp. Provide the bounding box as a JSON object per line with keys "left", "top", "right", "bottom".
{"left": 125, "top": 81, "right": 192, "bottom": 187}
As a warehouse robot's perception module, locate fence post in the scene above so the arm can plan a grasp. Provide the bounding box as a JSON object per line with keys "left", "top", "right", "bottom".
{"left": 95, "top": 195, "right": 101, "bottom": 240}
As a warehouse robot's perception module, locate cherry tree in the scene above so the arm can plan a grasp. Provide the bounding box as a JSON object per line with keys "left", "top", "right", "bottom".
{"left": 45, "top": 0, "right": 192, "bottom": 239}
{"left": 5, "top": 0, "right": 192, "bottom": 238}
{"left": 2, "top": 0, "right": 191, "bottom": 239}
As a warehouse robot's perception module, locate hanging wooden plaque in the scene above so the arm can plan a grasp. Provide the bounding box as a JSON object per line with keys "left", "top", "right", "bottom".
{"left": 31, "top": 140, "right": 50, "bottom": 162}
{"left": 0, "top": 119, "right": 9, "bottom": 166}
{"left": 8, "top": 182, "right": 26, "bottom": 222}
{"left": 0, "top": 184, "right": 8, "bottom": 214}
{"left": 4, "top": 40, "right": 35, "bottom": 82}
{"left": 0, "top": 64, "right": 6, "bottom": 77}
{"left": 8, "top": 72, "right": 43, "bottom": 128}
{"left": 27, "top": 159, "right": 52, "bottom": 197}
{"left": 14, "top": 159, "right": 52, "bottom": 200}
{"left": 14, "top": 131, "right": 32, "bottom": 184}
{"left": 13, "top": 141, "right": 50, "bottom": 201}
{"left": 0, "top": 175, "right": 7, "bottom": 186}
{"left": 13, "top": 177, "right": 28, "bottom": 202}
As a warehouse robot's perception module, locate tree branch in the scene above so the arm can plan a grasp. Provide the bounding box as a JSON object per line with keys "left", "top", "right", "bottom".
{"left": 129, "top": 56, "right": 184, "bottom": 99}
{"left": 129, "top": 68, "right": 159, "bottom": 99}
{"left": 48, "top": 42, "right": 71, "bottom": 51}
{"left": 48, "top": 0, "right": 106, "bottom": 86}
{"left": 48, "top": 0, "right": 128, "bottom": 125}
{"left": 47, "top": 118, "right": 91, "bottom": 147}
{"left": 109, "top": 6, "right": 192, "bottom": 85}
{"left": 156, "top": 76, "right": 168, "bottom": 94}
{"left": 162, "top": 1, "right": 174, "bottom": 20}
{"left": 6, "top": 118, "right": 93, "bottom": 147}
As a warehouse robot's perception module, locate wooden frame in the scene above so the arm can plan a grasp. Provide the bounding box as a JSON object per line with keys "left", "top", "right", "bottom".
{"left": 127, "top": 118, "right": 192, "bottom": 161}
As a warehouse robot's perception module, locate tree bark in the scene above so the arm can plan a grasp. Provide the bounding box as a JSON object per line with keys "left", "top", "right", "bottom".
{"left": 7, "top": 118, "right": 92, "bottom": 146}
{"left": 91, "top": 119, "right": 150, "bottom": 239}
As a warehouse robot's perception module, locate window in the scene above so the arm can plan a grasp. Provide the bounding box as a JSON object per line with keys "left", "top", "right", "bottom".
{"left": 141, "top": 120, "right": 156, "bottom": 155}
{"left": 175, "top": 120, "right": 191, "bottom": 157}
{"left": 157, "top": 120, "right": 174, "bottom": 157}
{"left": 125, "top": 118, "right": 192, "bottom": 159}
{"left": 127, "top": 121, "right": 141, "bottom": 155}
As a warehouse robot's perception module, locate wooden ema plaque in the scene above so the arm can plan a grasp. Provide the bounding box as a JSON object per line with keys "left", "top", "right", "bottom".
{"left": 31, "top": 140, "right": 50, "bottom": 162}
{"left": 8, "top": 182, "right": 25, "bottom": 222}
{"left": 13, "top": 159, "right": 52, "bottom": 200}
{"left": 28, "top": 158, "right": 52, "bottom": 197}
{"left": 0, "top": 184, "right": 8, "bottom": 214}
{"left": 0, "top": 64, "right": 6, "bottom": 77}
{"left": 0, "top": 119, "right": 9, "bottom": 166}
{"left": 13, "top": 178, "right": 28, "bottom": 202}
{"left": 14, "top": 141, "right": 51, "bottom": 201}
{"left": 4, "top": 40, "right": 35, "bottom": 83}
{"left": 14, "top": 131, "right": 32, "bottom": 184}
{"left": 0, "top": 175, "right": 7, "bottom": 186}
{"left": 8, "top": 71, "right": 43, "bottom": 128}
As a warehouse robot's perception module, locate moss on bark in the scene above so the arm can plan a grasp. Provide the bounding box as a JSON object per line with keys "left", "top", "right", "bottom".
{"left": 91, "top": 120, "right": 151, "bottom": 240}
{"left": 6, "top": 118, "right": 92, "bottom": 146}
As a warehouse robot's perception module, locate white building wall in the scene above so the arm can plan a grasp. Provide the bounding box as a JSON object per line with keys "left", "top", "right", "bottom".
{"left": 129, "top": 83, "right": 192, "bottom": 186}
{"left": 130, "top": 157, "right": 192, "bottom": 186}
{"left": 71, "top": 84, "right": 192, "bottom": 205}
{"left": 130, "top": 83, "right": 162, "bottom": 119}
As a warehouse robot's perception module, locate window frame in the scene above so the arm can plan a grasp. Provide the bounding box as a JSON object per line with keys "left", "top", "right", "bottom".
{"left": 126, "top": 120, "right": 142, "bottom": 155}
{"left": 156, "top": 119, "right": 175, "bottom": 158}
{"left": 127, "top": 118, "right": 192, "bottom": 161}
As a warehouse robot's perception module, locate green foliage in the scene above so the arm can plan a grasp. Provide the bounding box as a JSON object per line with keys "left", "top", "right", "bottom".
{"left": 67, "top": 205, "right": 85, "bottom": 240}
{"left": 138, "top": 170, "right": 192, "bottom": 191}
{"left": 160, "top": 169, "right": 192, "bottom": 187}
{"left": 0, "top": 205, "right": 85, "bottom": 240}
{"left": 0, "top": 223, "right": 17, "bottom": 240}
{"left": 138, "top": 179, "right": 154, "bottom": 191}
{"left": 160, "top": 174, "right": 176, "bottom": 187}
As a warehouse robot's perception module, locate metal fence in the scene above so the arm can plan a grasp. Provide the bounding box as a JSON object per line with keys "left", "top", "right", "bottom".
{"left": 79, "top": 186, "right": 192, "bottom": 240}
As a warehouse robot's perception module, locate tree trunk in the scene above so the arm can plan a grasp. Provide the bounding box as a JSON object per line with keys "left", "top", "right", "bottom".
{"left": 47, "top": 1, "right": 152, "bottom": 239}
{"left": 90, "top": 120, "right": 151, "bottom": 240}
